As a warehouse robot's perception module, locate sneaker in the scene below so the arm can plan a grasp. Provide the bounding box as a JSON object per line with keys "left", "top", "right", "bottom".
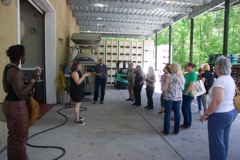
{"left": 75, "top": 120, "right": 85, "bottom": 125}
{"left": 79, "top": 117, "right": 84, "bottom": 121}
{"left": 144, "top": 106, "right": 149, "bottom": 109}
{"left": 100, "top": 101, "right": 104, "bottom": 104}
{"left": 93, "top": 101, "right": 96, "bottom": 104}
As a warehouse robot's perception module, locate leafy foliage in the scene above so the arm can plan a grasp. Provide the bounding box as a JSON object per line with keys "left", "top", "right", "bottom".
{"left": 151, "top": 5, "right": 240, "bottom": 70}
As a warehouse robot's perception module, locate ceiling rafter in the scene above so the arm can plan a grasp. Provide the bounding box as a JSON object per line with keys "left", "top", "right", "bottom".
{"left": 67, "top": 0, "right": 231, "bottom": 39}
{"left": 79, "top": 20, "right": 162, "bottom": 30}
{"left": 80, "top": 27, "right": 155, "bottom": 35}
{"left": 161, "top": 0, "right": 205, "bottom": 5}
{"left": 77, "top": 18, "right": 162, "bottom": 25}
{"left": 81, "top": 32, "right": 147, "bottom": 39}
{"left": 101, "top": 34, "right": 148, "bottom": 39}
{"left": 73, "top": 12, "right": 173, "bottom": 23}
{"left": 69, "top": 0, "right": 192, "bottom": 14}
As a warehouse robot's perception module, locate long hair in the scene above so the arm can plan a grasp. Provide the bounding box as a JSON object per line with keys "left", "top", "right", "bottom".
{"left": 165, "top": 65, "right": 171, "bottom": 74}
{"left": 171, "top": 62, "right": 182, "bottom": 76}
{"left": 148, "top": 66, "right": 154, "bottom": 74}
{"left": 71, "top": 61, "right": 81, "bottom": 72}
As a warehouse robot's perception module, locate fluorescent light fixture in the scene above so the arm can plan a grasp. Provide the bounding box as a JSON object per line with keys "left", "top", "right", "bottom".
{"left": 87, "top": 30, "right": 91, "bottom": 32}
{"left": 97, "top": 17, "right": 102, "bottom": 20}
{"left": 93, "top": 3, "right": 108, "bottom": 7}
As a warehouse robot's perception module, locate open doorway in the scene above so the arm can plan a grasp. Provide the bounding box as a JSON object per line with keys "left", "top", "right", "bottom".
{"left": 20, "top": 0, "right": 45, "bottom": 103}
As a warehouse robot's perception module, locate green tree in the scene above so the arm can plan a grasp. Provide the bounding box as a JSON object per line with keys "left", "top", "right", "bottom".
{"left": 152, "top": 4, "right": 240, "bottom": 70}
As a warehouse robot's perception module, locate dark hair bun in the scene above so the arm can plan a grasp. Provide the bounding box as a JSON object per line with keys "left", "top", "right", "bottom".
{"left": 188, "top": 62, "right": 196, "bottom": 68}
{"left": 6, "top": 45, "right": 25, "bottom": 61}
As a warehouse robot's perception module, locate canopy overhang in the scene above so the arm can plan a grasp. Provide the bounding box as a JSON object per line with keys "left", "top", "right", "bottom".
{"left": 67, "top": 0, "right": 240, "bottom": 39}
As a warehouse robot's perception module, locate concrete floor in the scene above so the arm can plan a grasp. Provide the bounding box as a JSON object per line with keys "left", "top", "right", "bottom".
{"left": 1, "top": 84, "right": 240, "bottom": 160}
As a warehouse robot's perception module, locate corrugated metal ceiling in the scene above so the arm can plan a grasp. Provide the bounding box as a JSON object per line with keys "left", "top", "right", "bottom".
{"left": 67, "top": 0, "right": 240, "bottom": 39}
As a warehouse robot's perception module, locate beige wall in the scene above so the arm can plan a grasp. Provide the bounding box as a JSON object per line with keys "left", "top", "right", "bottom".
{"left": 50, "top": 0, "right": 80, "bottom": 69}
{"left": 0, "top": 0, "right": 79, "bottom": 152}
{"left": 0, "top": 1, "right": 18, "bottom": 102}
{"left": 0, "top": 0, "right": 18, "bottom": 152}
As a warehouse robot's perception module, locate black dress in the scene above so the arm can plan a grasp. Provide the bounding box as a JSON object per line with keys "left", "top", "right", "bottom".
{"left": 70, "top": 71, "right": 85, "bottom": 102}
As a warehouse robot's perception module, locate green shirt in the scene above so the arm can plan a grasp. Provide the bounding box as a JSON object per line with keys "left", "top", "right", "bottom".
{"left": 182, "top": 71, "right": 197, "bottom": 96}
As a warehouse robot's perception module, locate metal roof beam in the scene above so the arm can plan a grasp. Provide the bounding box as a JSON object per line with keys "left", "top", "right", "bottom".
{"left": 78, "top": 21, "right": 162, "bottom": 30}
{"left": 100, "top": 34, "right": 147, "bottom": 39}
{"left": 188, "top": 0, "right": 239, "bottom": 19}
{"left": 162, "top": 0, "right": 205, "bottom": 5}
{"left": 80, "top": 27, "right": 155, "bottom": 35}
{"left": 68, "top": 0, "right": 192, "bottom": 14}
{"left": 74, "top": 12, "right": 172, "bottom": 23}
{"left": 162, "top": 14, "right": 186, "bottom": 30}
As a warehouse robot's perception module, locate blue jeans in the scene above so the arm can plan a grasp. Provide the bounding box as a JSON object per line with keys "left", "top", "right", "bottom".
{"left": 94, "top": 77, "right": 106, "bottom": 101}
{"left": 208, "top": 109, "right": 237, "bottom": 160}
{"left": 197, "top": 95, "right": 203, "bottom": 111}
{"left": 164, "top": 99, "right": 182, "bottom": 134}
{"left": 181, "top": 94, "right": 194, "bottom": 128}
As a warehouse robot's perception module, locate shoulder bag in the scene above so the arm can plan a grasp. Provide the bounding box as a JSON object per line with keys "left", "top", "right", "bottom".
{"left": 191, "top": 80, "right": 206, "bottom": 97}
{"left": 234, "top": 87, "right": 240, "bottom": 113}
{"left": 28, "top": 96, "right": 40, "bottom": 125}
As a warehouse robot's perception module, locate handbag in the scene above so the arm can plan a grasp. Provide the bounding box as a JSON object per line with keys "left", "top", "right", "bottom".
{"left": 28, "top": 96, "right": 40, "bottom": 125}
{"left": 191, "top": 80, "right": 206, "bottom": 97}
{"left": 234, "top": 87, "right": 240, "bottom": 113}
{"left": 0, "top": 103, "right": 6, "bottom": 122}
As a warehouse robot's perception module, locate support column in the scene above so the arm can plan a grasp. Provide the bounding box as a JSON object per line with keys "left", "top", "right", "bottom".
{"left": 190, "top": 19, "right": 194, "bottom": 63}
{"left": 155, "top": 33, "right": 158, "bottom": 70}
{"left": 223, "top": 0, "right": 230, "bottom": 56}
{"left": 169, "top": 25, "right": 172, "bottom": 64}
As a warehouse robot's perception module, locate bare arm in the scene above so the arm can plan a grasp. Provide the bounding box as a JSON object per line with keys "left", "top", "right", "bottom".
{"left": 162, "top": 76, "right": 170, "bottom": 92}
{"left": 71, "top": 71, "right": 90, "bottom": 85}
{"left": 199, "top": 87, "right": 223, "bottom": 122}
{"left": 201, "top": 77, "right": 205, "bottom": 84}
{"left": 184, "top": 82, "right": 195, "bottom": 95}
{"left": 147, "top": 75, "right": 156, "bottom": 83}
{"left": 206, "top": 87, "right": 223, "bottom": 114}
{"left": 64, "top": 74, "right": 70, "bottom": 78}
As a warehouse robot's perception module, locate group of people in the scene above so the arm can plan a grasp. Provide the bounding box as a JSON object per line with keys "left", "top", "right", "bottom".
{"left": 2, "top": 44, "right": 238, "bottom": 160}
{"left": 126, "top": 57, "right": 238, "bottom": 160}
{"left": 126, "top": 63, "right": 156, "bottom": 110}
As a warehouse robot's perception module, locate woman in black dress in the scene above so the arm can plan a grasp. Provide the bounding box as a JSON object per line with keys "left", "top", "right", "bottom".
{"left": 70, "top": 61, "right": 90, "bottom": 125}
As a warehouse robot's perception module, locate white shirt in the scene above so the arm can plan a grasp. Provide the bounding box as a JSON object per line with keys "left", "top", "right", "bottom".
{"left": 208, "top": 75, "right": 235, "bottom": 113}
